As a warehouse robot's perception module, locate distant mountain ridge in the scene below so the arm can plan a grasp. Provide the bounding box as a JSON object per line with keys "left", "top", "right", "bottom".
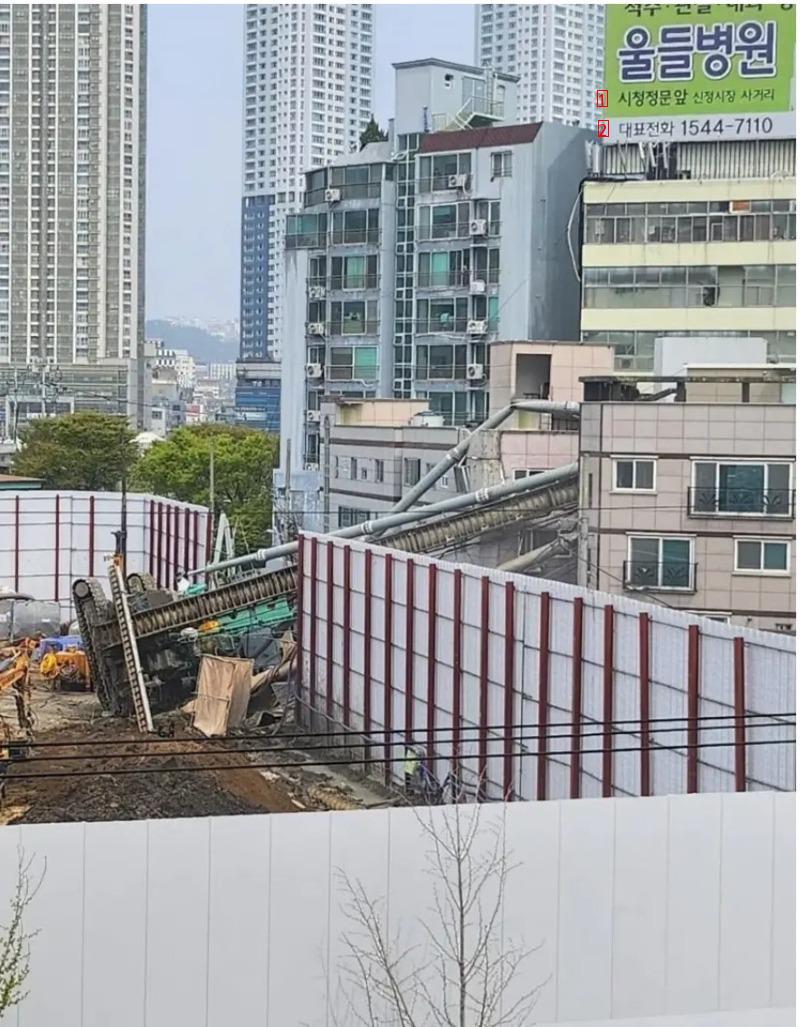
{"left": 146, "top": 319, "right": 239, "bottom": 363}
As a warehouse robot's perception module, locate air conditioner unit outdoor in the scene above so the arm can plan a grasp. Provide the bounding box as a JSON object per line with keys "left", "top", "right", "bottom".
{"left": 448, "top": 173, "right": 468, "bottom": 189}
{"left": 307, "top": 322, "right": 326, "bottom": 335}
{"left": 466, "top": 363, "right": 485, "bottom": 380}
{"left": 467, "top": 319, "right": 487, "bottom": 335}
{"left": 469, "top": 279, "right": 486, "bottom": 294}
{"left": 306, "top": 409, "right": 321, "bottom": 424}
{"left": 308, "top": 285, "right": 326, "bottom": 300}
{"left": 469, "top": 218, "right": 487, "bottom": 236}
{"left": 324, "top": 187, "right": 341, "bottom": 203}
{"left": 305, "top": 362, "right": 323, "bottom": 379}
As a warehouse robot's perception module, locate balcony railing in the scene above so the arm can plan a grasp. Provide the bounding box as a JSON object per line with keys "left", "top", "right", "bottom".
{"left": 415, "top": 363, "right": 469, "bottom": 382}
{"left": 415, "top": 318, "right": 469, "bottom": 335}
{"left": 417, "top": 222, "right": 501, "bottom": 242}
{"left": 328, "top": 319, "right": 380, "bottom": 337}
{"left": 688, "top": 487, "right": 795, "bottom": 518}
{"left": 417, "top": 174, "right": 472, "bottom": 194}
{"left": 286, "top": 232, "right": 326, "bottom": 250}
{"left": 330, "top": 229, "right": 380, "bottom": 246}
{"left": 305, "top": 182, "right": 382, "bottom": 206}
{"left": 623, "top": 561, "right": 697, "bottom": 593}
{"left": 327, "top": 365, "right": 379, "bottom": 383}
{"left": 329, "top": 275, "right": 379, "bottom": 291}
{"left": 416, "top": 270, "right": 471, "bottom": 289}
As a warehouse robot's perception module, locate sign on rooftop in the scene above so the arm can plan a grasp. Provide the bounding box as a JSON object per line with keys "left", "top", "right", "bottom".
{"left": 602, "top": 4, "right": 796, "bottom": 144}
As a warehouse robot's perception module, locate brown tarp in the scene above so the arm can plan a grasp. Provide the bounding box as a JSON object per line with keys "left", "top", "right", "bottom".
{"left": 192, "top": 655, "right": 254, "bottom": 737}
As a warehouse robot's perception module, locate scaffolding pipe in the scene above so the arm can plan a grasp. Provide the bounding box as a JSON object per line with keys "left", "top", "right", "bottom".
{"left": 387, "top": 485, "right": 578, "bottom": 555}
{"left": 191, "top": 461, "right": 579, "bottom": 576}
{"left": 389, "top": 399, "right": 580, "bottom": 515}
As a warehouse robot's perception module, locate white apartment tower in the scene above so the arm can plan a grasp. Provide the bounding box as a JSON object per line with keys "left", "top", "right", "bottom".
{"left": 476, "top": 4, "right": 604, "bottom": 129}
{"left": 0, "top": 4, "right": 146, "bottom": 367}
{"left": 240, "top": 4, "right": 374, "bottom": 363}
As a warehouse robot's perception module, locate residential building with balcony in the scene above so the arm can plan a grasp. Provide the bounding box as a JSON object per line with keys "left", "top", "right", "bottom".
{"left": 0, "top": 5, "right": 147, "bottom": 424}
{"left": 412, "top": 119, "right": 590, "bottom": 425}
{"left": 276, "top": 58, "right": 590, "bottom": 541}
{"left": 578, "top": 367, "right": 796, "bottom": 633}
{"left": 581, "top": 139, "right": 796, "bottom": 371}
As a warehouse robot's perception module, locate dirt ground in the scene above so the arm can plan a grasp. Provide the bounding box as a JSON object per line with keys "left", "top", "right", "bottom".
{"left": 0, "top": 679, "right": 391, "bottom": 826}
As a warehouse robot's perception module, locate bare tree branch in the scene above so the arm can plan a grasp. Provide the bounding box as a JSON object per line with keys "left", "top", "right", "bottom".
{"left": 329, "top": 797, "right": 546, "bottom": 1027}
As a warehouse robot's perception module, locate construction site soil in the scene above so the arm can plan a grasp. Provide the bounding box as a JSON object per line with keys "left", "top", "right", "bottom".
{"left": 1, "top": 683, "right": 389, "bottom": 825}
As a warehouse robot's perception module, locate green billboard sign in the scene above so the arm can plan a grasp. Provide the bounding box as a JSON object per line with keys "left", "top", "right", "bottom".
{"left": 603, "top": 4, "right": 796, "bottom": 142}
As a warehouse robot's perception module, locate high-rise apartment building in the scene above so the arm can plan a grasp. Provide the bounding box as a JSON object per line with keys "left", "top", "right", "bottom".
{"left": 239, "top": 4, "right": 373, "bottom": 364}
{"left": 475, "top": 4, "right": 604, "bottom": 129}
{"left": 0, "top": 4, "right": 146, "bottom": 368}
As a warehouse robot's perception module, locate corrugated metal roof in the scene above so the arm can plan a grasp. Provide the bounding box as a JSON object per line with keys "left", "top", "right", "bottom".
{"left": 420, "top": 122, "right": 542, "bottom": 153}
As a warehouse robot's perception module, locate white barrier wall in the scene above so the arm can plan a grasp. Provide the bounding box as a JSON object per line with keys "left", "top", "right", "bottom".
{"left": 298, "top": 536, "right": 796, "bottom": 801}
{"left": 0, "top": 490, "right": 210, "bottom": 617}
{"left": 0, "top": 792, "right": 793, "bottom": 1027}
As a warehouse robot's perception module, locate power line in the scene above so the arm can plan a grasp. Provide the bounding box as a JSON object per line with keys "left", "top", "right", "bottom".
{"left": 14, "top": 710, "right": 795, "bottom": 751}
{"left": 5, "top": 736, "right": 793, "bottom": 783}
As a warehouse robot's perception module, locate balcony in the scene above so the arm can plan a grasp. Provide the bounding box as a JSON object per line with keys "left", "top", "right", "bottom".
{"left": 623, "top": 561, "right": 697, "bottom": 593}
{"left": 329, "top": 275, "right": 379, "bottom": 291}
{"left": 688, "top": 487, "right": 795, "bottom": 519}
{"left": 416, "top": 270, "right": 471, "bottom": 290}
{"left": 330, "top": 229, "right": 380, "bottom": 246}
{"left": 328, "top": 320, "right": 380, "bottom": 337}
{"left": 286, "top": 232, "right": 326, "bottom": 250}
{"left": 417, "top": 174, "right": 472, "bottom": 195}
{"left": 305, "top": 182, "right": 382, "bottom": 206}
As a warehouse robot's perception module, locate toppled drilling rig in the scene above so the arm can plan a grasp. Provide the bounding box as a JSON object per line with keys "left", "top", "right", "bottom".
{"left": 74, "top": 564, "right": 297, "bottom": 720}
{"left": 75, "top": 456, "right": 579, "bottom": 727}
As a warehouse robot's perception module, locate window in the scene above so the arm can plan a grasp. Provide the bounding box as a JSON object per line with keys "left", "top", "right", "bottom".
{"left": 614, "top": 458, "right": 655, "bottom": 492}
{"left": 691, "top": 461, "right": 793, "bottom": 516}
{"left": 491, "top": 151, "right": 512, "bottom": 177}
{"left": 734, "top": 538, "right": 790, "bottom": 574}
{"left": 328, "top": 346, "right": 378, "bottom": 381}
{"left": 584, "top": 199, "right": 796, "bottom": 246}
{"left": 404, "top": 458, "right": 421, "bottom": 487}
{"left": 626, "top": 536, "right": 695, "bottom": 591}
{"left": 351, "top": 457, "right": 358, "bottom": 479}
{"left": 375, "top": 459, "right": 384, "bottom": 483}
{"left": 513, "top": 468, "right": 543, "bottom": 480}
{"left": 583, "top": 264, "right": 795, "bottom": 309}
{"left": 338, "top": 506, "right": 372, "bottom": 529}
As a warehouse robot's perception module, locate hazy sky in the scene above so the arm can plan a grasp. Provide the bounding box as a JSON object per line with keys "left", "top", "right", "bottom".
{"left": 146, "top": 4, "right": 474, "bottom": 323}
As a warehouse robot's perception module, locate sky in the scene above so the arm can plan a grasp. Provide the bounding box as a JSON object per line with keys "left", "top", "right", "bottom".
{"left": 146, "top": 4, "right": 474, "bottom": 324}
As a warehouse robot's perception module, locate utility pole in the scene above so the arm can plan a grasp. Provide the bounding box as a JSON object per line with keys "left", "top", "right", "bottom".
{"left": 208, "top": 439, "right": 215, "bottom": 532}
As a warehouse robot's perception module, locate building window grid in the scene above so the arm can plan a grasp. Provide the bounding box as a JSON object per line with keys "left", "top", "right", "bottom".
{"left": 585, "top": 199, "right": 796, "bottom": 246}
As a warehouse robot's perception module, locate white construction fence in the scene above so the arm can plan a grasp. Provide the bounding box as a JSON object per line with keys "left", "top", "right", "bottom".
{"left": 297, "top": 536, "right": 796, "bottom": 801}
{"left": 0, "top": 489, "right": 211, "bottom": 617}
{"left": 0, "top": 792, "right": 793, "bottom": 1027}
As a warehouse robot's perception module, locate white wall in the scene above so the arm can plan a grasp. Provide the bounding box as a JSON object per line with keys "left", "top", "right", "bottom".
{"left": 298, "top": 537, "right": 796, "bottom": 800}
{"left": 0, "top": 792, "right": 792, "bottom": 1027}
{"left": 0, "top": 490, "right": 210, "bottom": 617}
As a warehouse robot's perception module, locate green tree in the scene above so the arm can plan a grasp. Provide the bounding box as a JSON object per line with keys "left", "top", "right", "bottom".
{"left": 359, "top": 115, "right": 388, "bottom": 150}
{"left": 131, "top": 424, "right": 279, "bottom": 554}
{"left": 13, "top": 412, "right": 138, "bottom": 490}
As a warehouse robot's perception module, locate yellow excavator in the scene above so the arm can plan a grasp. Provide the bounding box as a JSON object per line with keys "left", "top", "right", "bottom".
{"left": 0, "top": 640, "right": 35, "bottom": 804}
{"left": 39, "top": 646, "right": 91, "bottom": 692}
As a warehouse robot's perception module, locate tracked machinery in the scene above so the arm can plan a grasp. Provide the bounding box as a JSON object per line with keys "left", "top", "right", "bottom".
{"left": 75, "top": 456, "right": 579, "bottom": 724}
